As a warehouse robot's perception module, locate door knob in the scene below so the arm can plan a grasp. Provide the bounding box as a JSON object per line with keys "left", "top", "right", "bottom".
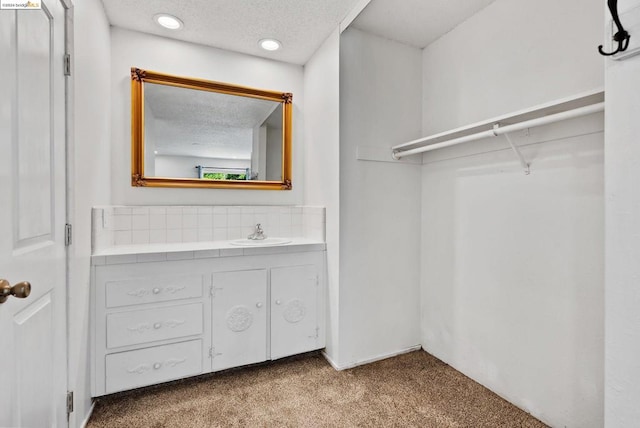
{"left": 0, "top": 279, "right": 31, "bottom": 304}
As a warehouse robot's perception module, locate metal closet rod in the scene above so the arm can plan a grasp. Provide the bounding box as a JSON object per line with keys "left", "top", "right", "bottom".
{"left": 392, "top": 102, "right": 605, "bottom": 159}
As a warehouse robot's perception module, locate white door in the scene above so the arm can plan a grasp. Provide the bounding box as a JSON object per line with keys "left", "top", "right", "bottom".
{"left": 211, "top": 270, "right": 267, "bottom": 371}
{"left": 270, "top": 265, "right": 319, "bottom": 359}
{"left": 0, "top": 0, "right": 68, "bottom": 427}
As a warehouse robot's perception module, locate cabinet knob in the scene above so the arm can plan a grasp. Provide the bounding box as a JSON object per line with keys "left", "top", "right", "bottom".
{"left": 153, "top": 363, "right": 161, "bottom": 370}
{"left": 256, "top": 302, "right": 263, "bottom": 308}
{"left": 153, "top": 323, "right": 161, "bottom": 329}
{"left": 152, "top": 287, "right": 161, "bottom": 294}
{"left": 275, "top": 300, "right": 282, "bottom": 305}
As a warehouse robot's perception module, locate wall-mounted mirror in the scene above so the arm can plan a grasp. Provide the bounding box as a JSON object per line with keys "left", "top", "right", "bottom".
{"left": 131, "top": 68, "right": 292, "bottom": 190}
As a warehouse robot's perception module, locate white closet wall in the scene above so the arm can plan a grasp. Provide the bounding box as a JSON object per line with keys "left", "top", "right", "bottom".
{"left": 420, "top": 0, "right": 604, "bottom": 427}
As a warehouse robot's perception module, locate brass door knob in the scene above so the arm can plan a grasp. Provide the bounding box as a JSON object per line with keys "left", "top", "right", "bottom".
{"left": 0, "top": 279, "right": 31, "bottom": 304}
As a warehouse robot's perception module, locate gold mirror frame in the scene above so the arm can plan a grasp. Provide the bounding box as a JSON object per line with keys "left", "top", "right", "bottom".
{"left": 131, "top": 68, "right": 293, "bottom": 190}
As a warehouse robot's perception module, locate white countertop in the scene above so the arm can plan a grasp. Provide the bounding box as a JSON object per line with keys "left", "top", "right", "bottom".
{"left": 91, "top": 238, "right": 326, "bottom": 266}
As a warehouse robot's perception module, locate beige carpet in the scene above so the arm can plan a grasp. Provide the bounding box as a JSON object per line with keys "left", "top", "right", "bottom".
{"left": 88, "top": 350, "right": 547, "bottom": 428}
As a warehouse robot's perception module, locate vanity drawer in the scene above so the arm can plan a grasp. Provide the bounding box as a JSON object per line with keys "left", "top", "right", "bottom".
{"left": 105, "top": 339, "right": 203, "bottom": 394}
{"left": 105, "top": 275, "right": 204, "bottom": 308}
{"left": 106, "top": 303, "right": 203, "bottom": 349}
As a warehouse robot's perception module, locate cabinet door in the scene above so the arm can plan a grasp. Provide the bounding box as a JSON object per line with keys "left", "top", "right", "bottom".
{"left": 271, "top": 265, "right": 320, "bottom": 359}
{"left": 211, "top": 270, "right": 267, "bottom": 371}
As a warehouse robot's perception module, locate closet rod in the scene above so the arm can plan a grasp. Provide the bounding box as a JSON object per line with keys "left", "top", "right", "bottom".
{"left": 392, "top": 102, "right": 605, "bottom": 159}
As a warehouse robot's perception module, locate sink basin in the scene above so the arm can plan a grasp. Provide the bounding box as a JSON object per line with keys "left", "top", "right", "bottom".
{"left": 230, "top": 238, "right": 292, "bottom": 247}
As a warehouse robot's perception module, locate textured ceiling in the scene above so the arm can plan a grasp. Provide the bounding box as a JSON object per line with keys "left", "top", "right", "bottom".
{"left": 100, "top": 0, "right": 363, "bottom": 64}
{"left": 145, "top": 83, "right": 281, "bottom": 159}
{"left": 351, "top": 0, "right": 497, "bottom": 48}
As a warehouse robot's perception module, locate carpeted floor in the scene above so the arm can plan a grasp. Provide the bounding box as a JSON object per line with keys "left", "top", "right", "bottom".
{"left": 88, "top": 350, "right": 547, "bottom": 428}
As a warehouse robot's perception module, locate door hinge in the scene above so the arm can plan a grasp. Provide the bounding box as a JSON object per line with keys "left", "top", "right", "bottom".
{"left": 65, "top": 223, "right": 72, "bottom": 246}
{"left": 66, "top": 391, "right": 74, "bottom": 414}
{"left": 209, "top": 347, "right": 222, "bottom": 359}
{"left": 63, "top": 53, "right": 71, "bottom": 76}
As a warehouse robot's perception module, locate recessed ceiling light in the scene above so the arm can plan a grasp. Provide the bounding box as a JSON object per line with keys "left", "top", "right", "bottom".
{"left": 154, "top": 13, "right": 183, "bottom": 30}
{"left": 259, "top": 38, "right": 281, "bottom": 51}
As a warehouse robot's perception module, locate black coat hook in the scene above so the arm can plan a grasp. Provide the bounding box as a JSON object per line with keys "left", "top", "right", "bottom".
{"left": 599, "top": 0, "right": 631, "bottom": 56}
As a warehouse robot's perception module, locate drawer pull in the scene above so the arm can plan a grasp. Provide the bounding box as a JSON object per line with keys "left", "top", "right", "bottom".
{"left": 126, "top": 319, "right": 186, "bottom": 334}
{"left": 126, "top": 358, "right": 187, "bottom": 375}
{"left": 127, "top": 288, "right": 149, "bottom": 298}
{"left": 256, "top": 302, "right": 263, "bottom": 308}
{"left": 152, "top": 288, "right": 161, "bottom": 294}
{"left": 275, "top": 300, "right": 282, "bottom": 305}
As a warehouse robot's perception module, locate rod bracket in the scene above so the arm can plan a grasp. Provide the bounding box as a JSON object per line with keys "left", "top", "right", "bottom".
{"left": 497, "top": 125, "right": 530, "bottom": 175}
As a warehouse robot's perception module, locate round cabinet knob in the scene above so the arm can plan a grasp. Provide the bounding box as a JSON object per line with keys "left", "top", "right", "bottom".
{"left": 153, "top": 323, "right": 162, "bottom": 329}
{"left": 256, "top": 302, "right": 263, "bottom": 308}
{"left": 275, "top": 300, "right": 282, "bottom": 305}
{"left": 153, "top": 363, "right": 161, "bottom": 370}
{"left": 152, "top": 288, "right": 161, "bottom": 294}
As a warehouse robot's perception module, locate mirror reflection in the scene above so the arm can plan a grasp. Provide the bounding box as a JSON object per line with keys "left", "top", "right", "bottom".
{"left": 144, "top": 83, "right": 283, "bottom": 181}
{"left": 130, "top": 67, "right": 292, "bottom": 190}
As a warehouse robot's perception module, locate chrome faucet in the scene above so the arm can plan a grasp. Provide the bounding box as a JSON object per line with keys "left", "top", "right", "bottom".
{"left": 248, "top": 223, "right": 267, "bottom": 240}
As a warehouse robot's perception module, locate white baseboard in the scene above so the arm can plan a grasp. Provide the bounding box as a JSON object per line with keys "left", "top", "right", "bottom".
{"left": 322, "top": 345, "right": 422, "bottom": 371}
{"left": 80, "top": 402, "right": 96, "bottom": 428}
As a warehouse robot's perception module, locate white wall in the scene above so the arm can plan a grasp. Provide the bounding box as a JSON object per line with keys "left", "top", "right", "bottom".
{"left": 339, "top": 28, "right": 422, "bottom": 366}
{"left": 155, "top": 155, "right": 250, "bottom": 179}
{"left": 422, "top": 0, "right": 604, "bottom": 135}
{"left": 604, "top": 0, "right": 640, "bottom": 425}
{"left": 303, "top": 29, "right": 341, "bottom": 361}
{"left": 420, "top": 0, "right": 604, "bottom": 426}
{"left": 110, "top": 27, "right": 304, "bottom": 205}
{"left": 68, "top": 0, "right": 112, "bottom": 426}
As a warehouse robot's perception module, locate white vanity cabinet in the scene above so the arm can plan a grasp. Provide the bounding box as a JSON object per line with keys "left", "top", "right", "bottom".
{"left": 91, "top": 249, "right": 325, "bottom": 397}
{"left": 211, "top": 269, "right": 268, "bottom": 371}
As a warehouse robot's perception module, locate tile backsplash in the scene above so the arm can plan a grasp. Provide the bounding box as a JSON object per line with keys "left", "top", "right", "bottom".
{"left": 92, "top": 205, "right": 325, "bottom": 252}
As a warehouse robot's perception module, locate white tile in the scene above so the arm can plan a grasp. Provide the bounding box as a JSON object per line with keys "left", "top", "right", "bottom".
{"left": 113, "top": 215, "right": 132, "bottom": 231}
{"left": 198, "top": 214, "right": 212, "bottom": 229}
{"left": 149, "top": 229, "right": 167, "bottom": 244}
{"left": 149, "top": 207, "right": 166, "bottom": 215}
{"left": 132, "top": 207, "right": 149, "bottom": 215}
{"left": 113, "top": 207, "right": 132, "bottom": 215}
{"left": 132, "top": 230, "right": 150, "bottom": 244}
{"left": 183, "top": 229, "right": 198, "bottom": 242}
{"left": 182, "top": 207, "right": 198, "bottom": 215}
{"left": 213, "top": 213, "right": 228, "bottom": 228}
{"left": 228, "top": 214, "right": 241, "bottom": 228}
{"left": 228, "top": 207, "right": 242, "bottom": 216}
{"left": 137, "top": 253, "right": 166, "bottom": 263}
{"left": 194, "top": 249, "right": 220, "bottom": 259}
{"left": 241, "top": 213, "right": 255, "bottom": 228}
{"left": 291, "top": 224, "right": 303, "bottom": 237}
{"left": 213, "top": 206, "right": 228, "bottom": 215}
{"left": 167, "top": 214, "right": 182, "bottom": 229}
{"left": 279, "top": 225, "right": 292, "bottom": 237}
{"left": 213, "top": 228, "right": 228, "bottom": 241}
{"left": 198, "top": 229, "right": 213, "bottom": 242}
{"left": 183, "top": 214, "right": 198, "bottom": 229}
{"left": 114, "top": 230, "right": 132, "bottom": 245}
{"left": 105, "top": 254, "right": 137, "bottom": 265}
{"left": 220, "top": 248, "right": 243, "bottom": 257}
{"left": 132, "top": 214, "right": 150, "bottom": 231}
{"left": 197, "top": 206, "right": 213, "bottom": 214}
{"left": 280, "top": 212, "right": 292, "bottom": 228}
{"left": 149, "top": 214, "right": 166, "bottom": 230}
{"left": 166, "top": 251, "right": 194, "bottom": 261}
{"left": 166, "top": 207, "right": 182, "bottom": 215}
{"left": 166, "top": 229, "right": 182, "bottom": 243}
{"left": 292, "top": 212, "right": 302, "bottom": 226}
{"left": 227, "top": 227, "right": 243, "bottom": 239}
